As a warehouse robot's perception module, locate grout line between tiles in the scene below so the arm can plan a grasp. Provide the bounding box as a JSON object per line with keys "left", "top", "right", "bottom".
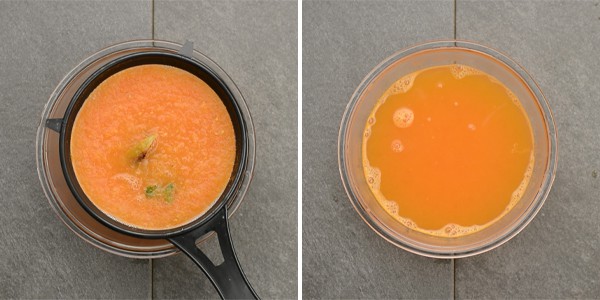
{"left": 452, "top": 259, "right": 456, "bottom": 299}
{"left": 151, "top": 0, "right": 155, "bottom": 39}
{"left": 149, "top": 259, "right": 154, "bottom": 300}
{"left": 453, "top": 0, "right": 457, "bottom": 40}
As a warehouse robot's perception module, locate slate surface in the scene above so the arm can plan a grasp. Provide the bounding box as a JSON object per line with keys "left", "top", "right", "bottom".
{"left": 455, "top": 1, "right": 600, "bottom": 298}
{"left": 0, "top": 1, "right": 152, "bottom": 298}
{"left": 0, "top": 0, "right": 297, "bottom": 299}
{"left": 302, "top": 1, "right": 455, "bottom": 299}
{"left": 153, "top": 1, "right": 298, "bottom": 299}
{"left": 304, "top": 0, "right": 600, "bottom": 299}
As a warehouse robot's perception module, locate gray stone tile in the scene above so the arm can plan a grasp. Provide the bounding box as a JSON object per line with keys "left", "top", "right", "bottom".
{"left": 0, "top": 0, "right": 152, "bottom": 299}
{"left": 456, "top": 1, "right": 600, "bottom": 298}
{"left": 302, "top": 1, "right": 454, "bottom": 298}
{"left": 153, "top": 1, "right": 298, "bottom": 299}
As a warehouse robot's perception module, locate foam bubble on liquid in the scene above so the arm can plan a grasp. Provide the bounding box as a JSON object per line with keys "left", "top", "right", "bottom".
{"left": 390, "top": 73, "right": 417, "bottom": 95}
{"left": 391, "top": 139, "right": 404, "bottom": 153}
{"left": 375, "top": 200, "right": 417, "bottom": 230}
{"left": 381, "top": 199, "right": 399, "bottom": 216}
{"left": 364, "top": 175, "right": 490, "bottom": 238}
{"left": 384, "top": 221, "right": 483, "bottom": 238}
{"left": 365, "top": 166, "right": 382, "bottom": 190}
{"left": 509, "top": 151, "right": 535, "bottom": 209}
{"left": 467, "top": 123, "right": 476, "bottom": 131}
{"left": 369, "top": 71, "right": 420, "bottom": 132}
{"left": 365, "top": 161, "right": 535, "bottom": 238}
{"left": 367, "top": 177, "right": 504, "bottom": 237}
{"left": 435, "top": 223, "right": 481, "bottom": 237}
{"left": 393, "top": 107, "right": 414, "bottom": 128}
{"left": 363, "top": 112, "right": 378, "bottom": 140}
{"left": 506, "top": 89, "right": 520, "bottom": 106}
{"left": 367, "top": 116, "right": 376, "bottom": 125}
{"left": 377, "top": 90, "right": 393, "bottom": 106}
{"left": 387, "top": 210, "right": 482, "bottom": 237}
{"left": 364, "top": 126, "right": 371, "bottom": 138}
{"left": 450, "top": 64, "right": 483, "bottom": 80}
{"left": 394, "top": 216, "right": 418, "bottom": 230}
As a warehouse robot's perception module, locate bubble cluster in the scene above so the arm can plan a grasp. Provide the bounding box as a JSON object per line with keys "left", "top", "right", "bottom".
{"left": 434, "top": 223, "right": 481, "bottom": 237}
{"left": 391, "top": 139, "right": 404, "bottom": 153}
{"left": 377, "top": 200, "right": 416, "bottom": 230}
{"left": 393, "top": 107, "right": 414, "bottom": 128}
{"left": 450, "top": 64, "right": 482, "bottom": 80}
{"left": 365, "top": 166, "right": 381, "bottom": 190}
{"left": 509, "top": 152, "right": 534, "bottom": 208}
{"left": 385, "top": 208, "right": 483, "bottom": 237}
{"left": 390, "top": 73, "right": 416, "bottom": 94}
{"left": 381, "top": 199, "right": 399, "bottom": 216}
{"left": 506, "top": 89, "right": 520, "bottom": 105}
{"left": 371, "top": 188, "right": 489, "bottom": 237}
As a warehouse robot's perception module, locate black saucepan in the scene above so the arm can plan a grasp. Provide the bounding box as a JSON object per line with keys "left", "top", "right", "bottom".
{"left": 45, "top": 48, "right": 258, "bottom": 299}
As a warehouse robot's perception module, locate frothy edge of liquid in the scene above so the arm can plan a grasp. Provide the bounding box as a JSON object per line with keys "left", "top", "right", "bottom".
{"left": 362, "top": 153, "right": 534, "bottom": 238}
{"left": 362, "top": 64, "right": 536, "bottom": 238}
{"left": 363, "top": 71, "right": 419, "bottom": 136}
{"left": 450, "top": 64, "right": 484, "bottom": 80}
{"left": 451, "top": 64, "right": 522, "bottom": 108}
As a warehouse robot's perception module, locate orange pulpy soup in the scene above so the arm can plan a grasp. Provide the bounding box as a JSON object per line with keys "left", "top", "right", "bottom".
{"left": 71, "top": 64, "right": 236, "bottom": 230}
{"left": 363, "top": 64, "right": 533, "bottom": 237}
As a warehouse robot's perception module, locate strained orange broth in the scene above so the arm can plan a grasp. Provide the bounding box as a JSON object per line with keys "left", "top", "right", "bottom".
{"left": 363, "top": 64, "right": 533, "bottom": 237}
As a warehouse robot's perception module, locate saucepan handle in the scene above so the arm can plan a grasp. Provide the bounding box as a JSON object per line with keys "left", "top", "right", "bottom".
{"left": 168, "top": 206, "right": 258, "bottom": 300}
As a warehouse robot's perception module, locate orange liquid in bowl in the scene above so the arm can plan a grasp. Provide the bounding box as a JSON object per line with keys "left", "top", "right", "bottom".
{"left": 71, "top": 65, "right": 236, "bottom": 230}
{"left": 363, "top": 65, "right": 533, "bottom": 237}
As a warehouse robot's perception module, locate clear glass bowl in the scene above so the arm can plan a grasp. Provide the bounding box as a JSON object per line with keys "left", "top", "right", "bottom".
{"left": 36, "top": 40, "right": 255, "bottom": 258}
{"left": 338, "top": 41, "right": 557, "bottom": 258}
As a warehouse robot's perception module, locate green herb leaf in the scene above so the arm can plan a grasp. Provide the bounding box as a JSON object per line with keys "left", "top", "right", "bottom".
{"left": 145, "top": 185, "right": 159, "bottom": 197}
{"left": 129, "top": 134, "right": 157, "bottom": 163}
{"left": 144, "top": 183, "right": 175, "bottom": 202}
{"left": 163, "top": 183, "right": 175, "bottom": 203}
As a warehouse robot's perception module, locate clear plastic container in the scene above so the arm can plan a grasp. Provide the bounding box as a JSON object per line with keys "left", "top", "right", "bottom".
{"left": 338, "top": 41, "right": 557, "bottom": 258}
{"left": 36, "top": 40, "right": 255, "bottom": 258}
